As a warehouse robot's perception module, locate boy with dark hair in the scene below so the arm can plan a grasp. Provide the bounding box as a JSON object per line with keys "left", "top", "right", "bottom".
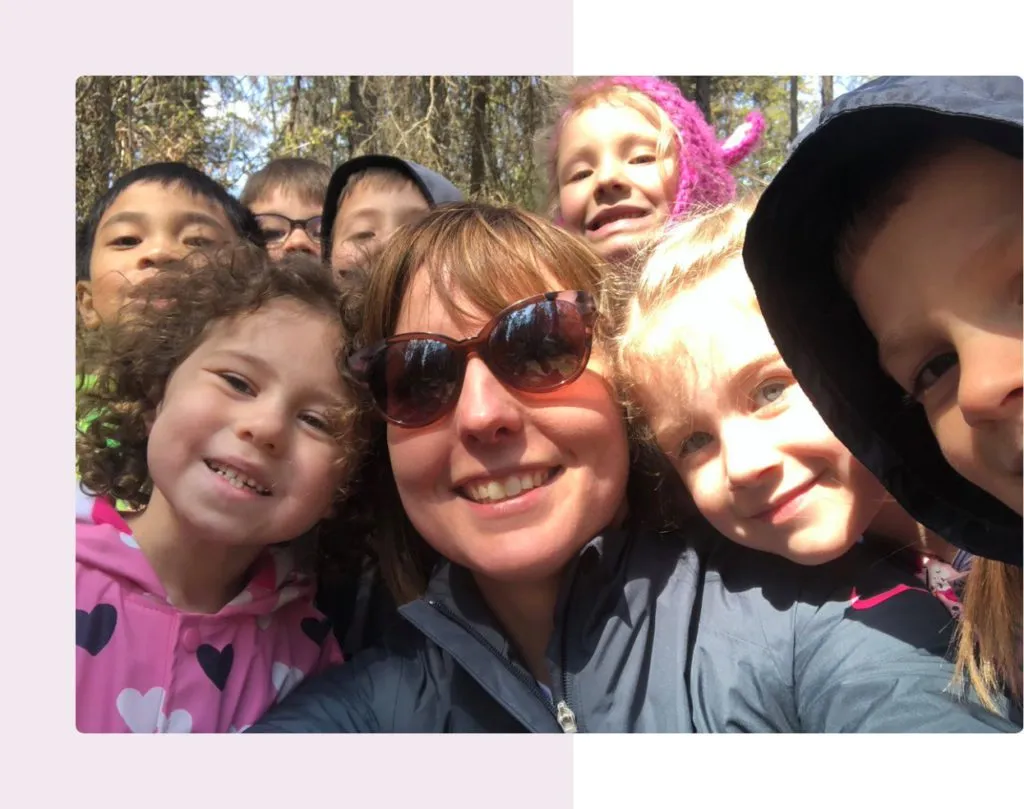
{"left": 321, "top": 155, "right": 463, "bottom": 272}
{"left": 76, "top": 161, "right": 263, "bottom": 330}
{"left": 241, "top": 157, "right": 332, "bottom": 260}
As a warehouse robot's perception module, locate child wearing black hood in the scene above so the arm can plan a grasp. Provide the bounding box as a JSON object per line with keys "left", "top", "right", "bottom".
{"left": 743, "top": 76, "right": 1022, "bottom": 717}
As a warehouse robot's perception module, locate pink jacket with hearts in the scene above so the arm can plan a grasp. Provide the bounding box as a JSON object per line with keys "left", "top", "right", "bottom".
{"left": 75, "top": 483, "right": 344, "bottom": 733}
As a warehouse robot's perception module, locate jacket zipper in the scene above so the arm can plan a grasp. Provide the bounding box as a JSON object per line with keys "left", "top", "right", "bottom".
{"left": 558, "top": 649, "right": 578, "bottom": 732}
{"left": 428, "top": 600, "right": 578, "bottom": 733}
{"left": 556, "top": 699, "right": 578, "bottom": 733}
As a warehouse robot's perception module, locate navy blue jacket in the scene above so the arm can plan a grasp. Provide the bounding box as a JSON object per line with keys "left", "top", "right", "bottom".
{"left": 250, "top": 518, "right": 1019, "bottom": 733}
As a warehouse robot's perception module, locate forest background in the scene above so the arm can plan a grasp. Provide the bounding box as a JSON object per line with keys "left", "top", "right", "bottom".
{"left": 76, "top": 75, "right": 868, "bottom": 225}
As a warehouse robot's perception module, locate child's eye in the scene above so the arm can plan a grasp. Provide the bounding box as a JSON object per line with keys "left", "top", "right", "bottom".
{"left": 259, "top": 227, "right": 288, "bottom": 242}
{"left": 299, "top": 412, "right": 331, "bottom": 433}
{"left": 678, "top": 431, "right": 714, "bottom": 458}
{"left": 751, "top": 379, "right": 790, "bottom": 410}
{"left": 630, "top": 154, "right": 657, "bottom": 165}
{"left": 219, "top": 373, "right": 254, "bottom": 395}
{"left": 568, "top": 168, "right": 591, "bottom": 183}
{"left": 911, "top": 352, "right": 958, "bottom": 399}
{"left": 351, "top": 231, "right": 376, "bottom": 242}
{"left": 184, "top": 236, "right": 217, "bottom": 248}
{"left": 110, "top": 235, "right": 141, "bottom": 248}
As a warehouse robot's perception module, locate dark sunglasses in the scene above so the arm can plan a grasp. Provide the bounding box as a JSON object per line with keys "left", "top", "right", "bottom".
{"left": 347, "top": 290, "right": 599, "bottom": 428}
{"left": 253, "top": 213, "right": 323, "bottom": 244}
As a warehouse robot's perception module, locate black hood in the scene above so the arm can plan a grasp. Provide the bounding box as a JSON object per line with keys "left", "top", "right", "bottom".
{"left": 743, "top": 76, "right": 1022, "bottom": 566}
{"left": 321, "top": 154, "right": 464, "bottom": 263}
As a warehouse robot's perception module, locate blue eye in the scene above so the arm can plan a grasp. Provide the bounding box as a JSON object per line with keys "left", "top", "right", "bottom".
{"left": 679, "top": 432, "right": 713, "bottom": 457}
{"left": 752, "top": 379, "right": 789, "bottom": 409}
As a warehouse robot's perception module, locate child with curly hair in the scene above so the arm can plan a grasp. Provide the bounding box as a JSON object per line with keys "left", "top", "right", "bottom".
{"left": 76, "top": 244, "right": 366, "bottom": 732}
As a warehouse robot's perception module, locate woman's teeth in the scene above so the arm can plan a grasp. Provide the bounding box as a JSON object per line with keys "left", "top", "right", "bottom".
{"left": 464, "top": 469, "right": 553, "bottom": 504}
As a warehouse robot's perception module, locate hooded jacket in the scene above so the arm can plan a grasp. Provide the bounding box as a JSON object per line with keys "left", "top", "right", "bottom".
{"left": 76, "top": 484, "right": 343, "bottom": 733}
{"left": 743, "top": 76, "right": 1023, "bottom": 567}
{"left": 248, "top": 517, "right": 1020, "bottom": 733}
{"left": 320, "top": 154, "right": 464, "bottom": 264}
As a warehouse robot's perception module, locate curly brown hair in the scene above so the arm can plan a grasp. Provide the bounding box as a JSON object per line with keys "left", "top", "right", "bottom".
{"left": 76, "top": 244, "right": 369, "bottom": 519}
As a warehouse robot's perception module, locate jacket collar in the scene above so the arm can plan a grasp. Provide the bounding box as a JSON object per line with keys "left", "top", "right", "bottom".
{"left": 399, "top": 527, "right": 632, "bottom": 731}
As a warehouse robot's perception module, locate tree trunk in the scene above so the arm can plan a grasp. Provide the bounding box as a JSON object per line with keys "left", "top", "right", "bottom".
{"left": 429, "top": 76, "right": 450, "bottom": 170}
{"left": 469, "top": 76, "right": 489, "bottom": 197}
{"left": 694, "top": 77, "right": 712, "bottom": 123}
{"left": 821, "top": 76, "right": 834, "bottom": 108}
{"left": 287, "top": 76, "right": 302, "bottom": 140}
{"left": 789, "top": 76, "right": 799, "bottom": 142}
{"left": 348, "top": 76, "right": 367, "bottom": 157}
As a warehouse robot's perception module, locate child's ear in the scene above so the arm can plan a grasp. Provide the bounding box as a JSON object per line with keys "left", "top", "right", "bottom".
{"left": 76, "top": 281, "right": 101, "bottom": 330}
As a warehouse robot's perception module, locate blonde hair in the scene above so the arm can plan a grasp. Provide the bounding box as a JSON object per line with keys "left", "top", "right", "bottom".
{"left": 615, "top": 197, "right": 756, "bottom": 429}
{"left": 954, "top": 557, "right": 1023, "bottom": 712}
{"left": 616, "top": 198, "right": 1024, "bottom": 717}
{"left": 540, "top": 79, "right": 679, "bottom": 218}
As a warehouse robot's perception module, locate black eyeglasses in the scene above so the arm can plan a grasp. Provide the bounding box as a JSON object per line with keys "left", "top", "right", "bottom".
{"left": 253, "top": 214, "right": 323, "bottom": 244}
{"left": 347, "top": 290, "right": 599, "bottom": 428}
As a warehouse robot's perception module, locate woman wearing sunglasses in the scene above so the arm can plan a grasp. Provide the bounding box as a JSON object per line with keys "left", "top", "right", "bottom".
{"left": 248, "top": 203, "right": 1017, "bottom": 733}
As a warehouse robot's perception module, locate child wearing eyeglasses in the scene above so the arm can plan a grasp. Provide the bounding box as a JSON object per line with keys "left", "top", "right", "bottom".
{"left": 76, "top": 244, "right": 366, "bottom": 732}
{"left": 321, "top": 154, "right": 463, "bottom": 274}
{"left": 240, "top": 157, "right": 332, "bottom": 261}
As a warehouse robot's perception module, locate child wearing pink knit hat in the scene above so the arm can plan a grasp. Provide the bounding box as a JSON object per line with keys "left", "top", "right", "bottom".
{"left": 545, "top": 76, "right": 764, "bottom": 265}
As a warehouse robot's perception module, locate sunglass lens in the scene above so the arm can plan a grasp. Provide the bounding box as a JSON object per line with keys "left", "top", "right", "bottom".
{"left": 489, "top": 298, "right": 589, "bottom": 390}
{"left": 372, "top": 339, "right": 461, "bottom": 426}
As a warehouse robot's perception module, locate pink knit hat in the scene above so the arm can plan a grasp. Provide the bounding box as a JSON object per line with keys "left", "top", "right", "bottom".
{"left": 554, "top": 76, "right": 765, "bottom": 221}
